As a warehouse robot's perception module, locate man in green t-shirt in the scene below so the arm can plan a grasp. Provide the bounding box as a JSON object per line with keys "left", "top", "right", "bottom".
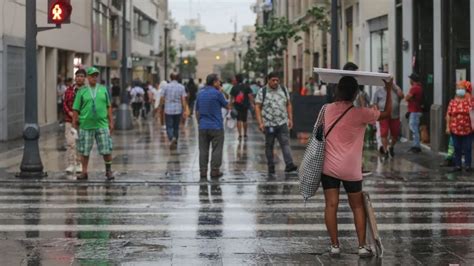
{"left": 72, "top": 67, "right": 114, "bottom": 180}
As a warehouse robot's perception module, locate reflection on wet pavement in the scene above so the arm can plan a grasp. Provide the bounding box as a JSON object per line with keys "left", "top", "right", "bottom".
{"left": 0, "top": 120, "right": 473, "bottom": 264}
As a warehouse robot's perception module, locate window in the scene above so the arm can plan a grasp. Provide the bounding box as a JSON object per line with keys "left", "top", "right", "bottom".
{"left": 133, "top": 10, "right": 155, "bottom": 45}
{"left": 370, "top": 29, "right": 389, "bottom": 72}
{"left": 112, "top": 0, "right": 122, "bottom": 10}
{"left": 93, "top": 1, "right": 109, "bottom": 53}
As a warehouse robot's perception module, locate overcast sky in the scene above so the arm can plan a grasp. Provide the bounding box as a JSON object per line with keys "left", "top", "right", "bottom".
{"left": 169, "top": 0, "right": 257, "bottom": 33}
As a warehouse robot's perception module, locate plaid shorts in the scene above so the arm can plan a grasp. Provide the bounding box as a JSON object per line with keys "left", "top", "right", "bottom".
{"left": 77, "top": 128, "right": 113, "bottom": 156}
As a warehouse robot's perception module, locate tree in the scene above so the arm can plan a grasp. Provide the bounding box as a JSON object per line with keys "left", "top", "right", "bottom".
{"left": 254, "top": 17, "right": 300, "bottom": 74}
{"left": 298, "top": 6, "right": 331, "bottom": 33}
{"left": 181, "top": 56, "right": 198, "bottom": 79}
{"left": 243, "top": 48, "right": 265, "bottom": 76}
{"left": 220, "top": 62, "right": 236, "bottom": 82}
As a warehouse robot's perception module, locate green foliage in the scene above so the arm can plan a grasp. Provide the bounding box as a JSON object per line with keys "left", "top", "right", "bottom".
{"left": 249, "top": 5, "right": 330, "bottom": 76}
{"left": 220, "top": 62, "right": 236, "bottom": 82}
{"left": 307, "top": 6, "right": 331, "bottom": 32}
{"left": 181, "top": 56, "right": 198, "bottom": 78}
{"left": 169, "top": 47, "right": 177, "bottom": 64}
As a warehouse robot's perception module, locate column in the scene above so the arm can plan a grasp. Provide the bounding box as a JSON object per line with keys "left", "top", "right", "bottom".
{"left": 471, "top": 0, "right": 474, "bottom": 81}
{"left": 402, "top": 0, "right": 414, "bottom": 92}
{"left": 45, "top": 48, "right": 58, "bottom": 124}
{"left": 431, "top": 0, "right": 444, "bottom": 152}
{"left": 400, "top": 0, "right": 414, "bottom": 141}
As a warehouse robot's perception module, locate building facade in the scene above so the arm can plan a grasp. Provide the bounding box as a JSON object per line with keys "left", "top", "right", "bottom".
{"left": 0, "top": 0, "right": 170, "bottom": 141}
{"left": 0, "top": 0, "right": 92, "bottom": 141}
{"left": 266, "top": 0, "right": 473, "bottom": 152}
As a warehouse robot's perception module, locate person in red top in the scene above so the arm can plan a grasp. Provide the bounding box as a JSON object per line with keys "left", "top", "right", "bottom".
{"left": 405, "top": 73, "right": 423, "bottom": 153}
{"left": 446, "top": 81, "right": 473, "bottom": 173}
{"left": 63, "top": 69, "right": 86, "bottom": 173}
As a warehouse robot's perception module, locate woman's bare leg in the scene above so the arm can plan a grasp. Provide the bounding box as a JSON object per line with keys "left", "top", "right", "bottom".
{"left": 324, "top": 188, "right": 340, "bottom": 246}
{"left": 347, "top": 191, "right": 367, "bottom": 247}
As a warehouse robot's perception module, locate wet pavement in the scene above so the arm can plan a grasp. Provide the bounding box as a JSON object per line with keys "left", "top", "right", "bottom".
{"left": 0, "top": 118, "right": 473, "bottom": 265}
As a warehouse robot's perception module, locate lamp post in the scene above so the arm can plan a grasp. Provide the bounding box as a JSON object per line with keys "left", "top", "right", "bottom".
{"left": 164, "top": 20, "right": 171, "bottom": 81}
{"left": 18, "top": 0, "right": 45, "bottom": 178}
{"left": 179, "top": 46, "right": 183, "bottom": 76}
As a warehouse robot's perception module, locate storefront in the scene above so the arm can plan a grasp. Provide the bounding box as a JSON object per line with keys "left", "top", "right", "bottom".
{"left": 395, "top": 0, "right": 473, "bottom": 152}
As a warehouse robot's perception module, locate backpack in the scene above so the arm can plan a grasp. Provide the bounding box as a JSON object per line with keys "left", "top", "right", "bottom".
{"left": 261, "top": 86, "right": 289, "bottom": 107}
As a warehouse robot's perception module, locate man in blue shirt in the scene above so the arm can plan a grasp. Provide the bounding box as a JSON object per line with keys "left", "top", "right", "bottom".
{"left": 196, "top": 74, "right": 230, "bottom": 179}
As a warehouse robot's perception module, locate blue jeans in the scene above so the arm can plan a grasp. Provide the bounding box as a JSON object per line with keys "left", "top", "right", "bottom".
{"left": 452, "top": 134, "right": 472, "bottom": 168}
{"left": 409, "top": 112, "right": 422, "bottom": 148}
{"left": 165, "top": 114, "right": 181, "bottom": 141}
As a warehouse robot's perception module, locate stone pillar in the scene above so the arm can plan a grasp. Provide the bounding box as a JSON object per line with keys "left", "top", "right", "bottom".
{"left": 402, "top": 0, "right": 414, "bottom": 92}
{"left": 430, "top": 0, "right": 444, "bottom": 152}
{"left": 45, "top": 48, "right": 58, "bottom": 124}
{"left": 400, "top": 0, "right": 414, "bottom": 140}
{"left": 67, "top": 52, "right": 75, "bottom": 79}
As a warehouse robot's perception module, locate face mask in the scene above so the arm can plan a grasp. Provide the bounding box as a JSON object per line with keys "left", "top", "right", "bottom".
{"left": 456, "top": 89, "right": 466, "bottom": 97}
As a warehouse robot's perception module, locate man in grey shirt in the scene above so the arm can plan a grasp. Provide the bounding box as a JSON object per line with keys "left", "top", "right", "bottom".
{"left": 372, "top": 84, "right": 404, "bottom": 158}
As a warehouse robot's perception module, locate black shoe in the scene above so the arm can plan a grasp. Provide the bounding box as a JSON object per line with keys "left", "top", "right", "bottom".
{"left": 449, "top": 167, "right": 462, "bottom": 173}
{"left": 389, "top": 147, "right": 395, "bottom": 157}
{"left": 285, "top": 164, "right": 298, "bottom": 173}
{"left": 268, "top": 166, "right": 276, "bottom": 174}
{"left": 465, "top": 167, "right": 472, "bottom": 173}
{"left": 105, "top": 171, "right": 115, "bottom": 181}
{"left": 210, "top": 170, "right": 224, "bottom": 179}
{"left": 408, "top": 147, "right": 422, "bottom": 153}
{"left": 200, "top": 170, "right": 208, "bottom": 179}
{"left": 378, "top": 146, "right": 385, "bottom": 155}
{"left": 440, "top": 159, "right": 454, "bottom": 167}
{"left": 77, "top": 173, "right": 88, "bottom": 180}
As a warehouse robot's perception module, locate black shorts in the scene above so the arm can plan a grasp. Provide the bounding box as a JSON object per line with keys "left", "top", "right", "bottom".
{"left": 236, "top": 108, "right": 249, "bottom": 122}
{"left": 321, "top": 173, "right": 362, "bottom": 193}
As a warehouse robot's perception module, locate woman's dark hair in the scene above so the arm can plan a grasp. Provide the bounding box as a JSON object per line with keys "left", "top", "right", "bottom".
{"left": 335, "top": 76, "right": 359, "bottom": 102}
{"left": 75, "top": 69, "right": 86, "bottom": 76}
{"left": 206, "top": 73, "right": 219, "bottom": 86}
{"left": 188, "top": 78, "right": 195, "bottom": 85}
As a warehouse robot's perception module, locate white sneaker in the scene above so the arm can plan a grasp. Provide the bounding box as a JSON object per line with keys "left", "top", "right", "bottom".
{"left": 329, "top": 245, "right": 341, "bottom": 257}
{"left": 358, "top": 245, "right": 374, "bottom": 258}
{"left": 75, "top": 164, "right": 83, "bottom": 173}
{"left": 65, "top": 165, "right": 75, "bottom": 173}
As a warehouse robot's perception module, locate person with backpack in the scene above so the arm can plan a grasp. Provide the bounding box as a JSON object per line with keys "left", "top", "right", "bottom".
{"left": 130, "top": 81, "right": 145, "bottom": 119}
{"left": 321, "top": 76, "right": 393, "bottom": 258}
{"left": 255, "top": 72, "right": 298, "bottom": 174}
{"left": 230, "top": 74, "right": 254, "bottom": 139}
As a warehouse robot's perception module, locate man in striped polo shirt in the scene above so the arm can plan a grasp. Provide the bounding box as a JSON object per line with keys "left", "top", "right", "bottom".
{"left": 196, "top": 74, "right": 231, "bottom": 179}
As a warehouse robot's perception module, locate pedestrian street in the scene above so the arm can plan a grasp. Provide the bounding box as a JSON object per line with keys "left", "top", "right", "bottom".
{"left": 0, "top": 120, "right": 473, "bottom": 265}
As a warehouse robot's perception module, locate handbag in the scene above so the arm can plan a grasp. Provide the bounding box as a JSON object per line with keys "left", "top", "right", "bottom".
{"left": 299, "top": 104, "right": 354, "bottom": 201}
